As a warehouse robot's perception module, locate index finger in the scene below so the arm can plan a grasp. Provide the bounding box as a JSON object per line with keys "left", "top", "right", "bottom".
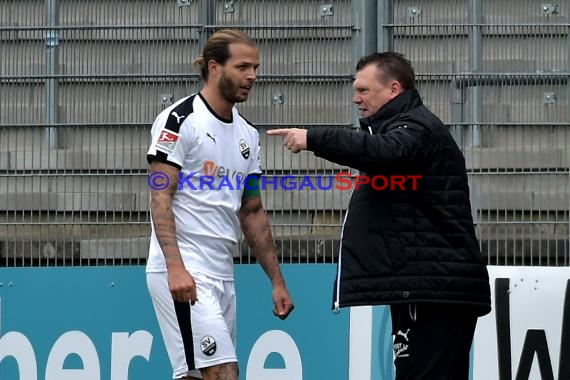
{"left": 266, "top": 128, "right": 291, "bottom": 136}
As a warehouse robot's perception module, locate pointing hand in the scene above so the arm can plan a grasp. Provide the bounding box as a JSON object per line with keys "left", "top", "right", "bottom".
{"left": 267, "top": 128, "right": 308, "bottom": 153}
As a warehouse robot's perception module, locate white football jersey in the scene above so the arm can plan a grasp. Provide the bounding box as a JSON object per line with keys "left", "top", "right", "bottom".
{"left": 146, "top": 93, "right": 262, "bottom": 279}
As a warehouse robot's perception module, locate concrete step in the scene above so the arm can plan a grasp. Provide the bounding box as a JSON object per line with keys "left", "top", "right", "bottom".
{"left": 3, "top": 81, "right": 568, "bottom": 128}
{"left": 0, "top": 210, "right": 330, "bottom": 240}
{"left": 0, "top": 174, "right": 351, "bottom": 213}
{"left": 0, "top": 221, "right": 150, "bottom": 261}
{"left": 394, "top": 1, "right": 468, "bottom": 25}
{"left": 475, "top": 209, "right": 568, "bottom": 243}
{"left": 1, "top": 38, "right": 351, "bottom": 77}
{"left": 79, "top": 237, "right": 150, "bottom": 260}
{"left": 0, "top": 192, "right": 139, "bottom": 212}
{"left": 481, "top": 239, "right": 569, "bottom": 265}
{"left": 477, "top": 91, "right": 568, "bottom": 125}
{"left": 0, "top": 174, "right": 148, "bottom": 193}
{"left": 0, "top": 124, "right": 150, "bottom": 153}
{"left": 470, "top": 173, "right": 569, "bottom": 211}
{"left": 4, "top": 40, "right": 566, "bottom": 79}
{"left": 0, "top": 235, "right": 341, "bottom": 263}
{"left": 262, "top": 178, "right": 351, "bottom": 211}
{"left": 238, "top": 236, "right": 341, "bottom": 261}
{"left": 0, "top": 210, "right": 341, "bottom": 261}
{"left": 464, "top": 147, "right": 567, "bottom": 170}
{"left": 2, "top": 235, "right": 567, "bottom": 264}
{"left": 1, "top": 149, "right": 148, "bottom": 171}
{"left": 393, "top": 0, "right": 567, "bottom": 33}
{"left": 460, "top": 124, "right": 568, "bottom": 150}
{"left": 1, "top": 1, "right": 352, "bottom": 33}
{"left": 0, "top": 238, "right": 150, "bottom": 262}
{"left": 4, "top": 139, "right": 567, "bottom": 173}
{"left": 0, "top": 218, "right": 148, "bottom": 239}
{"left": 1, "top": 81, "right": 355, "bottom": 125}
{"left": 2, "top": 171, "right": 569, "bottom": 212}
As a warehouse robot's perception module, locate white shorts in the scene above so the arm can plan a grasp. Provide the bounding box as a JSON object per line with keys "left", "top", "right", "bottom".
{"left": 147, "top": 271, "right": 237, "bottom": 379}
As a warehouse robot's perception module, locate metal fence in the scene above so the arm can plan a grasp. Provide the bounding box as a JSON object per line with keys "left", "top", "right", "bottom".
{"left": 1, "top": 0, "right": 569, "bottom": 267}
{"left": 386, "top": 0, "right": 570, "bottom": 266}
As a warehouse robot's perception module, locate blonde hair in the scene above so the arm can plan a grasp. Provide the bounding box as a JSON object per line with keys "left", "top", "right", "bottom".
{"left": 194, "top": 29, "right": 256, "bottom": 80}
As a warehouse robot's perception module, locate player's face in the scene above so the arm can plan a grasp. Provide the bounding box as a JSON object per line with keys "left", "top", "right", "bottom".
{"left": 219, "top": 43, "right": 259, "bottom": 104}
{"left": 352, "top": 64, "right": 402, "bottom": 118}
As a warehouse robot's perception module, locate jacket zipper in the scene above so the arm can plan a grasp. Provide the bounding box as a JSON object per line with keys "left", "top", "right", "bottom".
{"left": 335, "top": 124, "right": 372, "bottom": 313}
{"left": 333, "top": 209, "right": 349, "bottom": 314}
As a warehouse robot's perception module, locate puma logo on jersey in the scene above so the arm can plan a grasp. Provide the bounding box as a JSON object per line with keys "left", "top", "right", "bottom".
{"left": 171, "top": 111, "right": 185, "bottom": 124}
{"left": 206, "top": 132, "right": 216, "bottom": 143}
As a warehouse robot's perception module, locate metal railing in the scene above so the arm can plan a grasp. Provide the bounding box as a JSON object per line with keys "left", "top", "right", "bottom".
{"left": 1, "top": 0, "right": 569, "bottom": 266}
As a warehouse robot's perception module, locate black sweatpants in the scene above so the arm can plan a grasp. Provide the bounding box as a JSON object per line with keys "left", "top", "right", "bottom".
{"left": 390, "top": 303, "right": 478, "bottom": 380}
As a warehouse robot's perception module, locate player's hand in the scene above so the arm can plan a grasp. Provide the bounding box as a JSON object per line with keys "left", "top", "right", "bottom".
{"left": 267, "top": 128, "right": 307, "bottom": 153}
{"left": 167, "top": 264, "right": 198, "bottom": 304}
{"left": 272, "top": 283, "right": 295, "bottom": 320}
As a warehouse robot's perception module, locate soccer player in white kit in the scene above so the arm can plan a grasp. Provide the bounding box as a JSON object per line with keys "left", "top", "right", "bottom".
{"left": 146, "top": 29, "right": 295, "bottom": 380}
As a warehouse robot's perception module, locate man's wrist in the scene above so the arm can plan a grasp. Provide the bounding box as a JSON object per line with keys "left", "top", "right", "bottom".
{"left": 165, "top": 256, "right": 185, "bottom": 268}
{"left": 270, "top": 276, "right": 286, "bottom": 288}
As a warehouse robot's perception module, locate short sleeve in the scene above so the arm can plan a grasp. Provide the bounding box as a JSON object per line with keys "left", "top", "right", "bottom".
{"left": 247, "top": 130, "right": 263, "bottom": 176}
{"left": 147, "top": 109, "right": 195, "bottom": 170}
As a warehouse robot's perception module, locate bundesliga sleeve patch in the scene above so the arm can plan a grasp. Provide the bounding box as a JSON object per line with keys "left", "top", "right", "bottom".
{"left": 155, "top": 129, "right": 179, "bottom": 155}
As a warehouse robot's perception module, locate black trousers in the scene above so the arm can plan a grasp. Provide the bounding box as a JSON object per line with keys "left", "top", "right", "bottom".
{"left": 390, "top": 303, "right": 478, "bottom": 380}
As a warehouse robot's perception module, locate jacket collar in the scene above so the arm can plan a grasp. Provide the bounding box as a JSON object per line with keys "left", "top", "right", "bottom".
{"left": 359, "top": 88, "right": 423, "bottom": 132}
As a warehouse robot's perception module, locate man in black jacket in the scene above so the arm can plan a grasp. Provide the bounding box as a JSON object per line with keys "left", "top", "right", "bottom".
{"left": 268, "top": 52, "right": 491, "bottom": 380}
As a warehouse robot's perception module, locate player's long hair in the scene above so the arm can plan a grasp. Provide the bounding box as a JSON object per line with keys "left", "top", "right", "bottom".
{"left": 193, "top": 29, "right": 257, "bottom": 81}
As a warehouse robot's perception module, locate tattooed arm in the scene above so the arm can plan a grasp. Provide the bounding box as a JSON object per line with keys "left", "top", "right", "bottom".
{"left": 238, "top": 196, "right": 294, "bottom": 319}
{"left": 149, "top": 161, "right": 197, "bottom": 304}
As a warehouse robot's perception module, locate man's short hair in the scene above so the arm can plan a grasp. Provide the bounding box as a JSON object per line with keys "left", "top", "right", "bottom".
{"left": 356, "top": 52, "right": 415, "bottom": 90}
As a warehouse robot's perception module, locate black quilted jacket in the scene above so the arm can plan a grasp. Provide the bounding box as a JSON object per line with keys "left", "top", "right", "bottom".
{"left": 307, "top": 88, "right": 491, "bottom": 316}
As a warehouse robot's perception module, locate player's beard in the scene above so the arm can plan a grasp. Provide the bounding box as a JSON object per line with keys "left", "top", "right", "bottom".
{"left": 219, "top": 71, "right": 249, "bottom": 104}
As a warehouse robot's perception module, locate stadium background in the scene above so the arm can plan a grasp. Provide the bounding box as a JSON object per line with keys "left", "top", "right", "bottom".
{"left": 1, "top": 1, "right": 569, "bottom": 379}
{"left": 2, "top": 0, "right": 569, "bottom": 267}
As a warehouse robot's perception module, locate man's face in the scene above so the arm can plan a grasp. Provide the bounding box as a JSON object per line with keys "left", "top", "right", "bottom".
{"left": 352, "top": 64, "right": 401, "bottom": 118}
{"left": 217, "top": 43, "right": 259, "bottom": 104}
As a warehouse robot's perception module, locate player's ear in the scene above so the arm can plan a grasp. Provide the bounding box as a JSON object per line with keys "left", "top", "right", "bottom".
{"left": 208, "top": 59, "right": 220, "bottom": 79}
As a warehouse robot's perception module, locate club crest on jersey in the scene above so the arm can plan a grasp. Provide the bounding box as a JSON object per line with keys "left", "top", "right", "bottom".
{"left": 156, "top": 129, "right": 179, "bottom": 155}
{"left": 200, "top": 335, "right": 217, "bottom": 356}
{"left": 239, "top": 139, "right": 250, "bottom": 159}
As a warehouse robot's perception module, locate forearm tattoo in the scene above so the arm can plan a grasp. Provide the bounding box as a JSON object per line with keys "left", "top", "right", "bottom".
{"left": 150, "top": 186, "right": 182, "bottom": 264}
{"left": 241, "top": 200, "right": 283, "bottom": 284}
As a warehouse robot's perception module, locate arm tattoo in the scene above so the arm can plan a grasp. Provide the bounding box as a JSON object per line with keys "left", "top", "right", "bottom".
{"left": 149, "top": 162, "right": 183, "bottom": 264}
{"left": 239, "top": 198, "right": 284, "bottom": 285}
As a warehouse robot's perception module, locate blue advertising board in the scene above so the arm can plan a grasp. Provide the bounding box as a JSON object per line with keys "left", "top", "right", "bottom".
{"left": 371, "top": 306, "right": 395, "bottom": 380}
{"left": 0, "top": 264, "right": 349, "bottom": 380}
{"left": 4, "top": 265, "right": 568, "bottom": 379}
